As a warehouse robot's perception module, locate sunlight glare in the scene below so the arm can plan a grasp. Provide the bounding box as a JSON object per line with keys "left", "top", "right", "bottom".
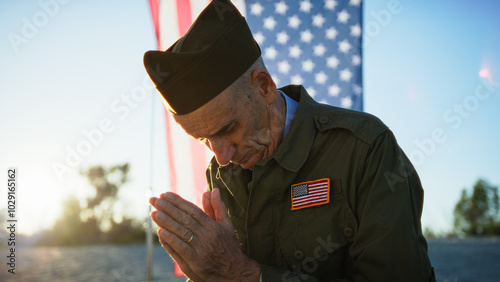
{"left": 18, "top": 172, "right": 63, "bottom": 236}
{"left": 479, "top": 67, "right": 490, "bottom": 80}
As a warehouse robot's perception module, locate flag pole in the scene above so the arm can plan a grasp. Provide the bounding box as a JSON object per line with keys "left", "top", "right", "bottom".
{"left": 146, "top": 1, "right": 161, "bottom": 280}
{"left": 146, "top": 185, "right": 154, "bottom": 282}
{"left": 146, "top": 189, "right": 154, "bottom": 282}
{"left": 146, "top": 90, "right": 156, "bottom": 281}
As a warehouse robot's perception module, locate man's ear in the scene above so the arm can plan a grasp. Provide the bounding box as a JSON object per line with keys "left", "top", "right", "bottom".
{"left": 251, "top": 69, "right": 277, "bottom": 104}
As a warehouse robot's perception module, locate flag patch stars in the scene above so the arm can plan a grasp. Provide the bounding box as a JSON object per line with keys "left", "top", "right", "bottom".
{"left": 245, "top": 0, "right": 363, "bottom": 110}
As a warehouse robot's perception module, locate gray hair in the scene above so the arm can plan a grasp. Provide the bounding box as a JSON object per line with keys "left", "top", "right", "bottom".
{"left": 228, "top": 57, "right": 267, "bottom": 101}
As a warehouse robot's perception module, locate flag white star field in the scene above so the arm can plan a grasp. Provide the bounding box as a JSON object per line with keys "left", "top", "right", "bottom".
{"left": 245, "top": 0, "right": 363, "bottom": 110}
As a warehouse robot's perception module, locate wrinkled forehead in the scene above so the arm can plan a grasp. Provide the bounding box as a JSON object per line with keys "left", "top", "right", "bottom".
{"left": 173, "top": 89, "right": 237, "bottom": 138}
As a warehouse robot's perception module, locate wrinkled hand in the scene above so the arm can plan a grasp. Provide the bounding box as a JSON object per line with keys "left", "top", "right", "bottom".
{"left": 149, "top": 188, "right": 260, "bottom": 282}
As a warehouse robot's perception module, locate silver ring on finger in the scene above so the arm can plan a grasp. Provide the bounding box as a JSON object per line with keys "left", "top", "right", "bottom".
{"left": 186, "top": 233, "right": 194, "bottom": 244}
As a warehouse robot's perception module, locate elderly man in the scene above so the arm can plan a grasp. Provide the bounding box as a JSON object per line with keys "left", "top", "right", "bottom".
{"left": 145, "top": 0, "right": 435, "bottom": 281}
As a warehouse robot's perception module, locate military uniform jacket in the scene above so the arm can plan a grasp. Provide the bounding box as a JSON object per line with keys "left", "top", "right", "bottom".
{"left": 206, "top": 85, "right": 435, "bottom": 281}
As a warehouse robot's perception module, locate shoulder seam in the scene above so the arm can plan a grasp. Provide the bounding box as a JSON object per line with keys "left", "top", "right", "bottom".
{"left": 314, "top": 106, "right": 389, "bottom": 145}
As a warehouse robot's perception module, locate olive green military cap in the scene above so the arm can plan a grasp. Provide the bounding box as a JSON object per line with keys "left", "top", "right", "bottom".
{"left": 143, "top": 0, "right": 261, "bottom": 115}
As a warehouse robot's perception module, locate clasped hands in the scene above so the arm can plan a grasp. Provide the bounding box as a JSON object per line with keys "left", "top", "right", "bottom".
{"left": 149, "top": 188, "right": 260, "bottom": 282}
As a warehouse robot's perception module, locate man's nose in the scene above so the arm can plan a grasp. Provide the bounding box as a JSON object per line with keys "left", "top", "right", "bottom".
{"left": 209, "top": 138, "right": 236, "bottom": 166}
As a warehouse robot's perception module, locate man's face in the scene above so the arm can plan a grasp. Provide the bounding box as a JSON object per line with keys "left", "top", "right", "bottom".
{"left": 173, "top": 77, "right": 283, "bottom": 170}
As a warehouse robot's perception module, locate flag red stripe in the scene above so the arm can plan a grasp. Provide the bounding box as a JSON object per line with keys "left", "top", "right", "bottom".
{"left": 149, "top": 0, "right": 180, "bottom": 196}
{"left": 176, "top": 0, "right": 193, "bottom": 36}
{"left": 294, "top": 196, "right": 328, "bottom": 205}
{"left": 307, "top": 186, "right": 327, "bottom": 190}
{"left": 293, "top": 198, "right": 329, "bottom": 208}
{"left": 148, "top": 0, "right": 199, "bottom": 278}
{"left": 164, "top": 112, "right": 179, "bottom": 194}
{"left": 294, "top": 191, "right": 328, "bottom": 200}
{"left": 163, "top": 0, "right": 194, "bottom": 198}
{"left": 147, "top": 0, "right": 161, "bottom": 50}
{"left": 174, "top": 261, "right": 184, "bottom": 276}
{"left": 190, "top": 140, "right": 208, "bottom": 206}
{"left": 294, "top": 195, "right": 329, "bottom": 204}
{"left": 294, "top": 197, "right": 328, "bottom": 206}
{"left": 173, "top": 0, "right": 202, "bottom": 277}
{"left": 294, "top": 192, "right": 328, "bottom": 202}
{"left": 297, "top": 189, "right": 327, "bottom": 196}
{"left": 174, "top": 0, "right": 207, "bottom": 207}
{"left": 308, "top": 182, "right": 328, "bottom": 187}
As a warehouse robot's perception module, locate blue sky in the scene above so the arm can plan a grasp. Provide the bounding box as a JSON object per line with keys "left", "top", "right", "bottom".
{"left": 364, "top": 0, "right": 500, "bottom": 233}
{"left": 0, "top": 0, "right": 499, "bottom": 236}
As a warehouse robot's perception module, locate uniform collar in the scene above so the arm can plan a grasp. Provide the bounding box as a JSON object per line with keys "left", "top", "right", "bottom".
{"left": 255, "top": 85, "right": 318, "bottom": 172}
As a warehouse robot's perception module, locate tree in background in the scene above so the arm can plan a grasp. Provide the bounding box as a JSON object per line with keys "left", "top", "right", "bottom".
{"left": 454, "top": 178, "right": 500, "bottom": 235}
{"left": 38, "top": 163, "right": 147, "bottom": 245}
{"left": 44, "top": 196, "right": 100, "bottom": 245}
{"left": 81, "top": 163, "right": 129, "bottom": 233}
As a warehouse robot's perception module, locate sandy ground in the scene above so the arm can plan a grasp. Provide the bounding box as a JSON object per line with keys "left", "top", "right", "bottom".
{"left": 1, "top": 237, "right": 499, "bottom": 281}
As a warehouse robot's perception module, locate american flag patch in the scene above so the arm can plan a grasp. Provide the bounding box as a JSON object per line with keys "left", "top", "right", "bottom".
{"left": 291, "top": 178, "right": 330, "bottom": 210}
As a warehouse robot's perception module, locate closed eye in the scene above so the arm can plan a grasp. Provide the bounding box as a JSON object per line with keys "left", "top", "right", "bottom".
{"left": 196, "top": 120, "right": 237, "bottom": 148}
{"left": 210, "top": 120, "right": 237, "bottom": 138}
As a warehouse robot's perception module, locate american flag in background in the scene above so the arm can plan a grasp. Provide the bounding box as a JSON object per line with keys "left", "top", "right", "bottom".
{"left": 146, "top": 0, "right": 362, "bottom": 276}
{"left": 147, "top": 0, "right": 363, "bottom": 206}
{"left": 245, "top": 0, "right": 363, "bottom": 111}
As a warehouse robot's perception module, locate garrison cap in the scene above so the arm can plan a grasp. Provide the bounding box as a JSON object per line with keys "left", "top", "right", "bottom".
{"left": 143, "top": 0, "right": 261, "bottom": 115}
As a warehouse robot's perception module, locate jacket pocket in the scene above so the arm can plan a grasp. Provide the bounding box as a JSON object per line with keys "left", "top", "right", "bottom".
{"left": 277, "top": 179, "right": 358, "bottom": 280}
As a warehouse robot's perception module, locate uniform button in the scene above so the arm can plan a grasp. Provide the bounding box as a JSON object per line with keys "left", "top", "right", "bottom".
{"left": 318, "top": 115, "right": 330, "bottom": 124}
{"left": 343, "top": 227, "right": 354, "bottom": 237}
{"left": 293, "top": 249, "right": 305, "bottom": 261}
